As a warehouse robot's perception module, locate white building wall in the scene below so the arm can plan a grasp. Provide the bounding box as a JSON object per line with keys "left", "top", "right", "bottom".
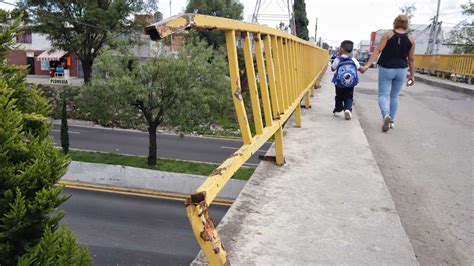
{"left": 18, "top": 33, "right": 52, "bottom": 51}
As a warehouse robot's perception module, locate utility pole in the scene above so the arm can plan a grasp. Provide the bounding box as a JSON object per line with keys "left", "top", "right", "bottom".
{"left": 434, "top": 21, "right": 442, "bottom": 54}
{"left": 426, "top": 0, "right": 441, "bottom": 54}
{"left": 170, "top": 0, "right": 173, "bottom": 51}
{"left": 288, "top": 0, "right": 296, "bottom": 35}
{"left": 252, "top": 0, "right": 293, "bottom": 32}
{"left": 252, "top": 0, "right": 261, "bottom": 23}
{"left": 314, "top": 17, "right": 318, "bottom": 44}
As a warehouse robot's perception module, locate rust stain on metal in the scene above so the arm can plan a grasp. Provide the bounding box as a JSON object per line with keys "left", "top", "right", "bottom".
{"left": 153, "top": 14, "right": 197, "bottom": 39}
{"left": 228, "top": 151, "right": 243, "bottom": 158}
{"left": 234, "top": 88, "right": 243, "bottom": 101}
{"left": 210, "top": 167, "right": 227, "bottom": 176}
{"left": 198, "top": 202, "right": 214, "bottom": 240}
{"left": 196, "top": 200, "right": 228, "bottom": 256}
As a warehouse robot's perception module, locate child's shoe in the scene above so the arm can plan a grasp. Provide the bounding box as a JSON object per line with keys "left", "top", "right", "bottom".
{"left": 389, "top": 121, "right": 395, "bottom": 129}
{"left": 344, "top": 110, "right": 352, "bottom": 120}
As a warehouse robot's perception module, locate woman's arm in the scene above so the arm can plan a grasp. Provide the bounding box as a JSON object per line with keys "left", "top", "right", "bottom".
{"left": 364, "top": 32, "right": 390, "bottom": 69}
{"left": 407, "top": 36, "right": 416, "bottom": 86}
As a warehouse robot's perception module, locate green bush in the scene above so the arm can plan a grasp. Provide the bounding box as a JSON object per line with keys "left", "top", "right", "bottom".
{"left": 0, "top": 11, "right": 90, "bottom": 265}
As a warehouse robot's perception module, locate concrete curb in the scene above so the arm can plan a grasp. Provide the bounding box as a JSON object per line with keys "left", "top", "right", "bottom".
{"left": 62, "top": 161, "right": 247, "bottom": 200}
{"left": 59, "top": 180, "right": 233, "bottom": 205}
{"left": 415, "top": 74, "right": 474, "bottom": 95}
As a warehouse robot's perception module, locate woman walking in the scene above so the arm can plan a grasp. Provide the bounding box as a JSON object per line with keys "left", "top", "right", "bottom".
{"left": 362, "top": 15, "right": 416, "bottom": 132}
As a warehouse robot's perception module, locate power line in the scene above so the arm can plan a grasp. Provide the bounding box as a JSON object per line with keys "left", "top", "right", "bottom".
{"left": 276, "top": 0, "right": 288, "bottom": 15}
{"left": 439, "top": 10, "right": 464, "bottom": 16}
{"left": 260, "top": 0, "right": 274, "bottom": 15}
{"left": 253, "top": 0, "right": 292, "bottom": 30}
{"left": 0, "top": 0, "right": 17, "bottom": 8}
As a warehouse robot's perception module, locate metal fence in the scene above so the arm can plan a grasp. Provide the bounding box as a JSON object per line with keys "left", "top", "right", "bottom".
{"left": 415, "top": 54, "right": 474, "bottom": 83}
{"left": 145, "top": 14, "right": 328, "bottom": 265}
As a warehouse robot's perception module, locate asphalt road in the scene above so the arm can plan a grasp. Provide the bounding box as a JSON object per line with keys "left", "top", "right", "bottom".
{"left": 61, "top": 187, "right": 229, "bottom": 265}
{"left": 355, "top": 69, "right": 473, "bottom": 265}
{"left": 51, "top": 125, "right": 272, "bottom": 166}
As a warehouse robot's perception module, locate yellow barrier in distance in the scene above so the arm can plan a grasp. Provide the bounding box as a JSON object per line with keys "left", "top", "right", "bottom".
{"left": 415, "top": 54, "right": 474, "bottom": 83}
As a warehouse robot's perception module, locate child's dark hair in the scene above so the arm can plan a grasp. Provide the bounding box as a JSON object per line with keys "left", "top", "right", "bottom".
{"left": 340, "top": 40, "right": 354, "bottom": 53}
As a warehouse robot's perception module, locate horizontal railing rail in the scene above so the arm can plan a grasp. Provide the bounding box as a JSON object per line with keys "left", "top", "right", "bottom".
{"left": 415, "top": 54, "right": 474, "bottom": 83}
{"left": 145, "top": 14, "right": 328, "bottom": 265}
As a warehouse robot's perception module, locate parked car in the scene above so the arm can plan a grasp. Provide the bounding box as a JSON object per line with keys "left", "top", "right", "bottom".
{"left": 357, "top": 58, "right": 367, "bottom": 66}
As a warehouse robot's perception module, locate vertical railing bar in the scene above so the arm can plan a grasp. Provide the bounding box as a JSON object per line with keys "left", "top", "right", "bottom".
{"left": 288, "top": 40, "right": 296, "bottom": 102}
{"left": 302, "top": 43, "right": 311, "bottom": 108}
{"left": 225, "top": 30, "right": 252, "bottom": 145}
{"left": 293, "top": 41, "right": 301, "bottom": 128}
{"left": 285, "top": 39, "right": 293, "bottom": 103}
{"left": 293, "top": 41, "right": 298, "bottom": 100}
{"left": 299, "top": 43, "right": 303, "bottom": 94}
{"left": 255, "top": 33, "right": 274, "bottom": 127}
{"left": 293, "top": 41, "right": 299, "bottom": 99}
{"left": 296, "top": 43, "right": 300, "bottom": 94}
{"left": 242, "top": 32, "right": 264, "bottom": 135}
{"left": 273, "top": 37, "right": 286, "bottom": 113}
{"left": 264, "top": 35, "right": 282, "bottom": 118}
{"left": 280, "top": 38, "right": 290, "bottom": 110}
{"left": 286, "top": 39, "right": 293, "bottom": 106}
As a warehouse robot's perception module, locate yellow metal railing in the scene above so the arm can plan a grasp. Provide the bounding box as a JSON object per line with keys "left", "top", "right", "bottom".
{"left": 145, "top": 14, "right": 328, "bottom": 265}
{"left": 415, "top": 54, "right": 474, "bottom": 83}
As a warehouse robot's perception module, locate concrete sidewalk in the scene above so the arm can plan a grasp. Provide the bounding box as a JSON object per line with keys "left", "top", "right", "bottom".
{"left": 415, "top": 73, "right": 474, "bottom": 95}
{"left": 195, "top": 72, "right": 418, "bottom": 264}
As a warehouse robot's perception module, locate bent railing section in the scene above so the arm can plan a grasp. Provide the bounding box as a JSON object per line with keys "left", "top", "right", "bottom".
{"left": 415, "top": 54, "right": 474, "bottom": 83}
{"left": 145, "top": 14, "right": 328, "bottom": 265}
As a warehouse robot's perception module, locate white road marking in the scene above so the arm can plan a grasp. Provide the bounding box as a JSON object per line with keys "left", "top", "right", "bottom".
{"left": 52, "top": 129, "right": 80, "bottom": 134}
{"left": 54, "top": 123, "right": 274, "bottom": 143}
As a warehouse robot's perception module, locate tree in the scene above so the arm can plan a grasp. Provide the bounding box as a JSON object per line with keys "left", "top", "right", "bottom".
{"left": 21, "top": 0, "right": 147, "bottom": 83}
{"left": 322, "top": 42, "right": 330, "bottom": 50}
{"left": 82, "top": 40, "right": 229, "bottom": 166}
{"left": 399, "top": 3, "right": 417, "bottom": 20}
{"left": 447, "top": 2, "right": 473, "bottom": 54}
{"left": 185, "top": 0, "right": 244, "bottom": 47}
{"left": 60, "top": 93, "right": 69, "bottom": 154}
{"left": 277, "top": 22, "right": 290, "bottom": 32}
{"left": 0, "top": 11, "right": 90, "bottom": 265}
{"left": 292, "top": 0, "right": 309, "bottom": 40}
{"left": 186, "top": 0, "right": 243, "bottom": 20}
{"left": 18, "top": 226, "right": 90, "bottom": 265}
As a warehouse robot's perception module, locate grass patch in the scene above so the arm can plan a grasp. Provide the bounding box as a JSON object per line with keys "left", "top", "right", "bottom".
{"left": 68, "top": 150, "right": 255, "bottom": 180}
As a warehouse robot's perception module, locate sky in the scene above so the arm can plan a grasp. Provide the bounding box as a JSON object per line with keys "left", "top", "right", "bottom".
{"left": 1, "top": 0, "right": 467, "bottom": 47}
{"left": 156, "top": 0, "right": 467, "bottom": 47}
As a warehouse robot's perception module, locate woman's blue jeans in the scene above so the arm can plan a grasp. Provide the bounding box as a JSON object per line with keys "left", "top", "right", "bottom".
{"left": 377, "top": 66, "right": 408, "bottom": 121}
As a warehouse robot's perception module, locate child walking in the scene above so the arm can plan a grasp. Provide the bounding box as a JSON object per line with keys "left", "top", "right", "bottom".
{"left": 331, "top": 40, "right": 365, "bottom": 120}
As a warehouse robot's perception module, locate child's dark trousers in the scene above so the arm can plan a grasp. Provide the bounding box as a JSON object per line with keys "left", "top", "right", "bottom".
{"left": 333, "top": 86, "right": 354, "bottom": 113}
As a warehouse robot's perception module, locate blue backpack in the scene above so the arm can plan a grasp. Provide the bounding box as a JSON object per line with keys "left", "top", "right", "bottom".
{"left": 332, "top": 57, "right": 359, "bottom": 88}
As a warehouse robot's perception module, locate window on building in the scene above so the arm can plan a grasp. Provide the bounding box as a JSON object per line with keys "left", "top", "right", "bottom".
{"left": 16, "top": 32, "right": 32, "bottom": 44}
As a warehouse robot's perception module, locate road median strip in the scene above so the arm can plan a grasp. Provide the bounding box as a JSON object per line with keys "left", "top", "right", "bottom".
{"left": 68, "top": 150, "right": 255, "bottom": 180}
